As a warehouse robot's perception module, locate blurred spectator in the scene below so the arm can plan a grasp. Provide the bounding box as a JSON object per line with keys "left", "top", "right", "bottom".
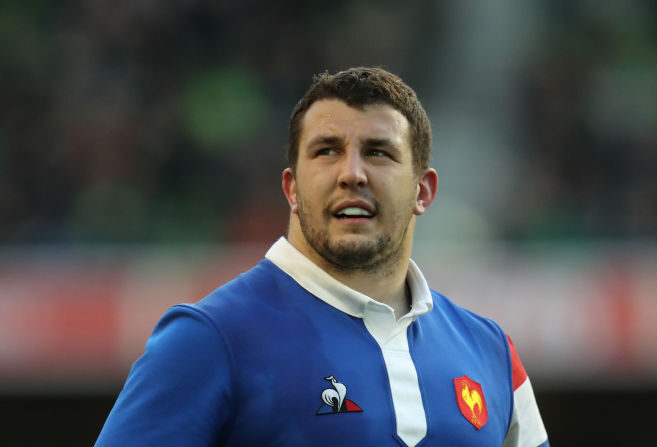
{"left": 0, "top": 0, "right": 655, "bottom": 244}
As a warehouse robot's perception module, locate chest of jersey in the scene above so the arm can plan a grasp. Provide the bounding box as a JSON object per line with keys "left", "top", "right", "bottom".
{"left": 217, "top": 289, "right": 512, "bottom": 447}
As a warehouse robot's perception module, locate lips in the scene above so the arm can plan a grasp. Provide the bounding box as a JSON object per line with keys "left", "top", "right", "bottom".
{"left": 337, "top": 207, "right": 372, "bottom": 217}
{"left": 332, "top": 200, "right": 376, "bottom": 219}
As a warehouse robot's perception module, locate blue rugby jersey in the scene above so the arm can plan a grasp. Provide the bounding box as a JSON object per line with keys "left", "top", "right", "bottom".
{"left": 96, "top": 238, "right": 549, "bottom": 446}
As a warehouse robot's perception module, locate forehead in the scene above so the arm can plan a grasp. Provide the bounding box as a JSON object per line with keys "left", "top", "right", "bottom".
{"left": 299, "top": 99, "right": 410, "bottom": 147}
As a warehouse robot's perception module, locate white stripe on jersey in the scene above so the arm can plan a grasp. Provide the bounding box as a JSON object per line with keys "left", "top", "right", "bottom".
{"left": 503, "top": 377, "right": 548, "bottom": 447}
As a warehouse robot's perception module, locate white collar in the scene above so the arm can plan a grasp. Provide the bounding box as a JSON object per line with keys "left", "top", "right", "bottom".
{"left": 265, "top": 237, "right": 433, "bottom": 320}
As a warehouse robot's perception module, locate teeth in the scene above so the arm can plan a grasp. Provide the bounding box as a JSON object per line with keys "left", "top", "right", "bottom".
{"left": 338, "top": 207, "right": 372, "bottom": 217}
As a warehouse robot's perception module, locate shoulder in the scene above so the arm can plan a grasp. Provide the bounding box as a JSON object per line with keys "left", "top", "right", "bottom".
{"left": 426, "top": 289, "right": 516, "bottom": 381}
{"left": 429, "top": 289, "right": 508, "bottom": 343}
{"left": 145, "top": 303, "right": 234, "bottom": 372}
{"left": 173, "top": 258, "right": 313, "bottom": 343}
{"left": 190, "top": 258, "right": 294, "bottom": 318}
{"left": 428, "top": 292, "right": 528, "bottom": 387}
{"left": 96, "top": 303, "right": 235, "bottom": 446}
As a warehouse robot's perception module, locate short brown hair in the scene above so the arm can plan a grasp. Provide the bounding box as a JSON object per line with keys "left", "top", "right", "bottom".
{"left": 287, "top": 67, "right": 432, "bottom": 174}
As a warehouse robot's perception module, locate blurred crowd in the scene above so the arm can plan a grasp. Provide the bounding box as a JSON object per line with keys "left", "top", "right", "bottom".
{"left": 514, "top": 1, "right": 657, "bottom": 240}
{"left": 1, "top": 0, "right": 655, "bottom": 244}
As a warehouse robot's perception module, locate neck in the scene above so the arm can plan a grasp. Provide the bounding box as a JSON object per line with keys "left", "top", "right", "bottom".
{"left": 287, "top": 218, "right": 414, "bottom": 319}
{"left": 322, "top": 253, "right": 411, "bottom": 319}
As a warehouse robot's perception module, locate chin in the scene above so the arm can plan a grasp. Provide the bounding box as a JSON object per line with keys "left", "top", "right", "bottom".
{"left": 321, "top": 234, "right": 390, "bottom": 268}
{"left": 329, "top": 233, "right": 379, "bottom": 249}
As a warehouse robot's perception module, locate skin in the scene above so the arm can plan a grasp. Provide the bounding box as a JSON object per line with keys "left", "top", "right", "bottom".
{"left": 282, "top": 99, "right": 438, "bottom": 319}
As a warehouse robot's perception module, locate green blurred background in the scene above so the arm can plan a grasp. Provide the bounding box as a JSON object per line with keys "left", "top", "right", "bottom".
{"left": 1, "top": 0, "right": 656, "bottom": 445}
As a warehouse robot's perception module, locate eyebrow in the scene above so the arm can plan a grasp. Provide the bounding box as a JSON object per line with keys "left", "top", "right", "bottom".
{"left": 306, "top": 135, "right": 343, "bottom": 149}
{"left": 364, "top": 137, "right": 396, "bottom": 148}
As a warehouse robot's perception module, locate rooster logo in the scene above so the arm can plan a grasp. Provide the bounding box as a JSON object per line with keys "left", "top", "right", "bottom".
{"left": 462, "top": 384, "right": 483, "bottom": 419}
{"left": 454, "top": 375, "right": 488, "bottom": 429}
{"left": 315, "top": 375, "right": 363, "bottom": 415}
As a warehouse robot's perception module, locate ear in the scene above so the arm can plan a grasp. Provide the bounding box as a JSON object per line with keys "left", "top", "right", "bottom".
{"left": 282, "top": 168, "right": 299, "bottom": 213}
{"left": 413, "top": 168, "right": 438, "bottom": 216}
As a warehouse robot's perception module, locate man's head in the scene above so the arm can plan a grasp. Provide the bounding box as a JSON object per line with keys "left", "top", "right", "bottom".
{"left": 282, "top": 67, "right": 438, "bottom": 276}
{"left": 287, "top": 67, "right": 432, "bottom": 176}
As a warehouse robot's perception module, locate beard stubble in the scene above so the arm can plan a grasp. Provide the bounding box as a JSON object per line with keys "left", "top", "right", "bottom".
{"left": 296, "top": 193, "right": 414, "bottom": 276}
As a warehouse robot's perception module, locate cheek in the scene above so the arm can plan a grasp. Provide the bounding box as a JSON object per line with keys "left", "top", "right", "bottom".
{"left": 298, "top": 173, "right": 333, "bottom": 202}
{"left": 296, "top": 188, "right": 321, "bottom": 221}
{"left": 385, "top": 183, "right": 420, "bottom": 218}
{"left": 381, "top": 176, "right": 417, "bottom": 201}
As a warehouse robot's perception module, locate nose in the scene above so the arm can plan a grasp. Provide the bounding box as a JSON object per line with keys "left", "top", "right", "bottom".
{"left": 336, "top": 147, "right": 367, "bottom": 188}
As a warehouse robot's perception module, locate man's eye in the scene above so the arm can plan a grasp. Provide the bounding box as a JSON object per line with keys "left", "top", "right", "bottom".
{"left": 316, "top": 148, "right": 336, "bottom": 156}
{"left": 368, "top": 149, "right": 388, "bottom": 157}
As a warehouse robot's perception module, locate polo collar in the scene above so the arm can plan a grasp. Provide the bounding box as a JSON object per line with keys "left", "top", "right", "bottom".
{"left": 265, "top": 237, "right": 433, "bottom": 320}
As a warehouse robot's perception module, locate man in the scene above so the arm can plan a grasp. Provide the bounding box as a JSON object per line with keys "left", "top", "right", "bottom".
{"left": 96, "top": 67, "right": 549, "bottom": 446}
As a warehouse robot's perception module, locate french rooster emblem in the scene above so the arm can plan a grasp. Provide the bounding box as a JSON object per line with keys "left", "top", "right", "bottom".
{"left": 315, "top": 375, "right": 363, "bottom": 415}
{"left": 454, "top": 375, "right": 488, "bottom": 429}
{"left": 461, "top": 384, "right": 483, "bottom": 420}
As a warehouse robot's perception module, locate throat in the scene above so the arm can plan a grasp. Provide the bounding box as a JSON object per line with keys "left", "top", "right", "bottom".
{"left": 391, "top": 281, "right": 412, "bottom": 320}
{"left": 327, "top": 266, "right": 412, "bottom": 320}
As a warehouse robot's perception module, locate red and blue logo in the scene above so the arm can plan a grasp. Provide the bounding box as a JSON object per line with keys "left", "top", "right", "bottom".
{"left": 315, "top": 375, "right": 363, "bottom": 415}
{"left": 454, "top": 375, "right": 488, "bottom": 430}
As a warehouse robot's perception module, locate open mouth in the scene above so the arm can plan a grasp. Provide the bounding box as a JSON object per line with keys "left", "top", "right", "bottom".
{"left": 333, "top": 207, "right": 374, "bottom": 219}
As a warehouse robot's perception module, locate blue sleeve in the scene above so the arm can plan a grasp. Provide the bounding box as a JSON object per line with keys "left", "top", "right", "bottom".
{"left": 95, "top": 305, "right": 233, "bottom": 446}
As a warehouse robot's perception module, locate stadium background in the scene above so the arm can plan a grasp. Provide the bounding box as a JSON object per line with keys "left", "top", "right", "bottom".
{"left": 1, "top": 0, "right": 656, "bottom": 445}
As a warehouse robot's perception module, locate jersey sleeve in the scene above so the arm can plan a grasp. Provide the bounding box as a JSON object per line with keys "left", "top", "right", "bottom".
{"left": 502, "top": 335, "right": 550, "bottom": 447}
{"left": 95, "top": 305, "right": 233, "bottom": 446}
